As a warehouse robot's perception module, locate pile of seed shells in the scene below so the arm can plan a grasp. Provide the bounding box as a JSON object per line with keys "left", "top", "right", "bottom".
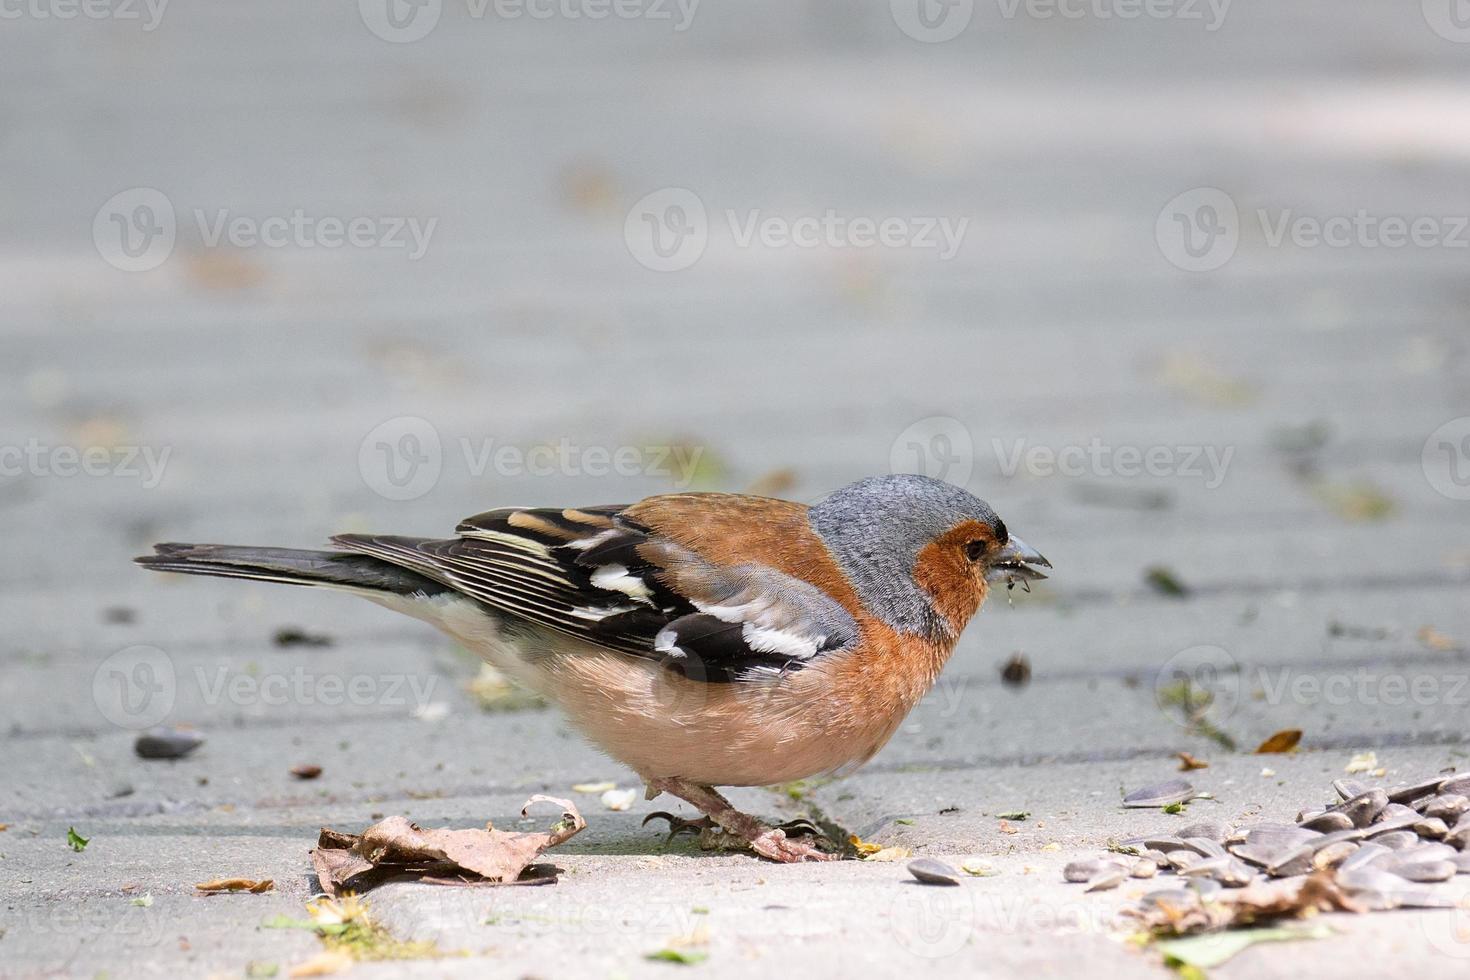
{"left": 1065, "top": 773, "right": 1470, "bottom": 912}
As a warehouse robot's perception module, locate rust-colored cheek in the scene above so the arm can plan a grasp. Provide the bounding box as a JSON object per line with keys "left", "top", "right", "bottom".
{"left": 913, "top": 529, "right": 988, "bottom": 634}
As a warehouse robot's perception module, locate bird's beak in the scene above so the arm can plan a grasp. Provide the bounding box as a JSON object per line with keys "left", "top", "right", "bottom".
{"left": 986, "top": 535, "right": 1052, "bottom": 584}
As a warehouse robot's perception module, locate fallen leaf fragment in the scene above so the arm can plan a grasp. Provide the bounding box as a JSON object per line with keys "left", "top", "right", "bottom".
{"left": 961, "top": 858, "right": 999, "bottom": 876}
{"left": 865, "top": 846, "right": 913, "bottom": 862}
{"left": 1255, "top": 729, "right": 1303, "bottom": 754}
{"left": 67, "top": 827, "right": 89, "bottom": 852}
{"left": 996, "top": 810, "right": 1030, "bottom": 821}
{"left": 196, "top": 878, "right": 275, "bottom": 894}
{"left": 646, "top": 949, "right": 709, "bottom": 965}
{"left": 288, "top": 950, "right": 353, "bottom": 977}
{"left": 1345, "top": 751, "right": 1379, "bottom": 774}
{"left": 848, "top": 834, "right": 883, "bottom": 857}
{"left": 601, "top": 788, "right": 637, "bottom": 811}
{"left": 310, "top": 795, "right": 584, "bottom": 896}
{"left": 1126, "top": 871, "right": 1360, "bottom": 936}
{"left": 571, "top": 781, "right": 616, "bottom": 794}
{"left": 1156, "top": 924, "right": 1334, "bottom": 969}
{"left": 131, "top": 894, "right": 153, "bottom": 907}
{"left": 1176, "top": 752, "right": 1209, "bottom": 771}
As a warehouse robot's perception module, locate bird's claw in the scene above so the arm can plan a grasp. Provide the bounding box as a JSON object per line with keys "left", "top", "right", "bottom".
{"left": 642, "top": 811, "right": 716, "bottom": 840}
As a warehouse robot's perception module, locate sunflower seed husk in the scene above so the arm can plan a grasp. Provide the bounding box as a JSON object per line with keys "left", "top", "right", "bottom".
{"left": 1388, "top": 778, "right": 1447, "bottom": 804}
{"left": 1438, "top": 775, "right": 1470, "bottom": 797}
{"left": 1177, "top": 821, "right": 1230, "bottom": 842}
{"left": 1266, "top": 844, "right": 1316, "bottom": 877}
{"left": 1446, "top": 826, "right": 1470, "bottom": 851}
{"left": 1336, "top": 867, "right": 1456, "bottom": 909}
{"left": 1453, "top": 853, "right": 1470, "bottom": 873}
{"left": 1362, "top": 813, "right": 1422, "bottom": 838}
{"left": 1424, "top": 795, "right": 1470, "bottom": 821}
{"left": 1085, "top": 864, "right": 1128, "bottom": 892}
{"left": 1130, "top": 858, "right": 1158, "bottom": 879}
{"left": 1402, "top": 842, "right": 1457, "bottom": 862}
{"left": 1330, "top": 789, "right": 1388, "bottom": 828}
{"left": 1123, "top": 779, "right": 1198, "bottom": 808}
{"left": 1312, "top": 840, "right": 1359, "bottom": 870}
{"left": 1139, "top": 887, "right": 1199, "bottom": 911}
{"left": 1339, "top": 842, "right": 1393, "bottom": 872}
{"left": 1387, "top": 858, "right": 1457, "bottom": 883}
{"left": 1334, "top": 778, "right": 1371, "bottom": 801}
{"left": 134, "top": 726, "right": 205, "bottom": 760}
{"left": 1167, "top": 850, "right": 1202, "bottom": 871}
{"left": 907, "top": 858, "right": 961, "bottom": 886}
{"left": 1414, "top": 818, "right": 1449, "bottom": 840}
{"left": 1064, "top": 858, "right": 1123, "bottom": 883}
{"left": 1140, "top": 848, "right": 1171, "bottom": 865}
{"left": 1139, "top": 836, "right": 1188, "bottom": 853}
{"left": 1178, "top": 837, "right": 1227, "bottom": 859}
{"left": 1298, "top": 811, "right": 1354, "bottom": 834}
{"left": 1381, "top": 802, "right": 1420, "bottom": 821}
{"left": 1228, "top": 843, "right": 1281, "bottom": 868}
{"left": 1186, "top": 877, "right": 1224, "bottom": 899}
{"left": 1372, "top": 830, "right": 1421, "bottom": 850}
{"left": 1243, "top": 824, "right": 1321, "bottom": 851}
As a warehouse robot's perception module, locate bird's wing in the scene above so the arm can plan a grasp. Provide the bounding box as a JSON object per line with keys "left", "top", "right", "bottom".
{"left": 332, "top": 502, "right": 859, "bottom": 681}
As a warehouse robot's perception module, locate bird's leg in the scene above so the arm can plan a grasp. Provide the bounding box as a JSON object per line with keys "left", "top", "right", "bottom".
{"left": 642, "top": 777, "right": 836, "bottom": 863}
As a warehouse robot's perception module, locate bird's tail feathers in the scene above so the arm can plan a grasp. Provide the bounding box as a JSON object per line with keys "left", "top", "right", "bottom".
{"left": 134, "top": 542, "right": 448, "bottom": 598}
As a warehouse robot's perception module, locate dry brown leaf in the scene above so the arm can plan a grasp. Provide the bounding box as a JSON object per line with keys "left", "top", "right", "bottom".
{"left": 848, "top": 834, "right": 883, "bottom": 857}
{"left": 196, "top": 878, "right": 274, "bottom": 894}
{"left": 310, "top": 795, "right": 584, "bottom": 896}
{"left": 1176, "top": 752, "right": 1210, "bottom": 771}
{"left": 1255, "top": 729, "right": 1303, "bottom": 754}
{"left": 288, "top": 949, "right": 354, "bottom": 977}
{"left": 1126, "top": 871, "right": 1360, "bottom": 936}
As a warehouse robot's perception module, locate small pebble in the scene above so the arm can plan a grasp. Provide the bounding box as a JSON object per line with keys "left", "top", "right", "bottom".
{"left": 134, "top": 727, "right": 204, "bottom": 760}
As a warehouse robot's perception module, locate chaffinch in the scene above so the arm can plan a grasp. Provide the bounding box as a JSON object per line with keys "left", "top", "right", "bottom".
{"left": 137, "top": 473, "right": 1049, "bottom": 862}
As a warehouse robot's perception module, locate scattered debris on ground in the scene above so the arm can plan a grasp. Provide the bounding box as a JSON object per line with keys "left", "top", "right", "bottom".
{"left": 1066, "top": 770, "right": 1470, "bottom": 965}
{"left": 310, "top": 796, "right": 585, "bottom": 896}
{"left": 1255, "top": 730, "right": 1303, "bottom": 754}
{"left": 466, "top": 662, "right": 547, "bottom": 711}
{"left": 1176, "top": 752, "right": 1210, "bottom": 771}
{"left": 290, "top": 764, "right": 323, "bottom": 780}
{"left": 272, "top": 626, "right": 334, "bottom": 648}
{"left": 268, "top": 894, "right": 456, "bottom": 972}
{"left": 1000, "top": 652, "right": 1031, "bottom": 686}
{"left": 197, "top": 878, "right": 274, "bottom": 894}
{"left": 135, "top": 726, "right": 205, "bottom": 760}
{"left": 1144, "top": 566, "right": 1191, "bottom": 598}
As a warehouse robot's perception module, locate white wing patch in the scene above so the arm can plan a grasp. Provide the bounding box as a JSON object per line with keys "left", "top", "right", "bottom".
{"left": 589, "top": 563, "right": 655, "bottom": 602}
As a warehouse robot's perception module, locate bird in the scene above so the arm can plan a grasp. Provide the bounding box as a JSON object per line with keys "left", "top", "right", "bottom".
{"left": 135, "top": 473, "right": 1049, "bottom": 862}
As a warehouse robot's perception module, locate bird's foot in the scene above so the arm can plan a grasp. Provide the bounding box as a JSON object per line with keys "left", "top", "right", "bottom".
{"left": 642, "top": 777, "right": 839, "bottom": 863}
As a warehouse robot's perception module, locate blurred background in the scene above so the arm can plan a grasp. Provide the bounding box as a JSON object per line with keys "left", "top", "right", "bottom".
{"left": 4, "top": 0, "right": 1470, "bottom": 891}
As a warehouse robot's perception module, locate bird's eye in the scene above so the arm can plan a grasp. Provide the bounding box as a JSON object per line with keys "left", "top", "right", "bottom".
{"left": 965, "top": 540, "right": 988, "bottom": 561}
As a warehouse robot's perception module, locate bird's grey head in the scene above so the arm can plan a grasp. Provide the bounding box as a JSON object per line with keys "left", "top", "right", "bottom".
{"left": 808, "top": 474, "right": 1048, "bottom": 638}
